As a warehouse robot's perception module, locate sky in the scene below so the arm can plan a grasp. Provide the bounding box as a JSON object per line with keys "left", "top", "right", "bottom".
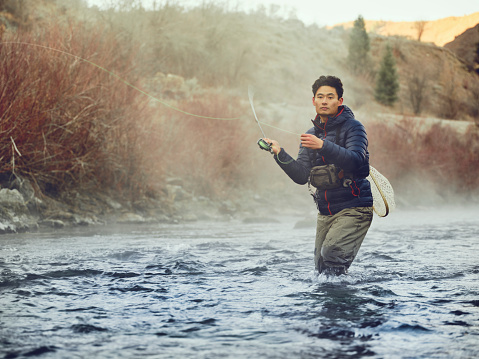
{"left": 86, "top": 0, "right": 479, "bottom": 26}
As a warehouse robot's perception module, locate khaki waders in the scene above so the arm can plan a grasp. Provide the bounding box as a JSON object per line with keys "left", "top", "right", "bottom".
{"left": 315, "top": 206, "right": 373, "bottom": 274}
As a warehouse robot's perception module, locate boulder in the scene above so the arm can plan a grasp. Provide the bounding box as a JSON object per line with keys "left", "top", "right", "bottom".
{"left": 0, "top": 188, "right": 37, "bottom": 233}
{"left": 116, "top": 212, "right": 146, "bottom": 224}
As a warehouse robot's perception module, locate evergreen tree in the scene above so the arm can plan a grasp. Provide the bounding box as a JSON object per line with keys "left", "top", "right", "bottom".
{"left": 374, "top": 44, "right": 399, "bottom": 106}
{"left": 347, "top": 15, "right": 371, "bottom": 74}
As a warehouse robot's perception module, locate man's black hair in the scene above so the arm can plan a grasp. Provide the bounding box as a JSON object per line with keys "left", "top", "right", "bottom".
{"left": 312, "top": 75, "right": 344, "bottom": 99}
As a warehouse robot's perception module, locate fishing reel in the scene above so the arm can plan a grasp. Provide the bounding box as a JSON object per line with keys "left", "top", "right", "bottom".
{"left": 257, "top": 138, "right": 273, "bottom": 153}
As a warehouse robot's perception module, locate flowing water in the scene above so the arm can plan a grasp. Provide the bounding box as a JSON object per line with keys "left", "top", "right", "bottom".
{"left": 1, "top": 207, "right": 478, "bottom": 358}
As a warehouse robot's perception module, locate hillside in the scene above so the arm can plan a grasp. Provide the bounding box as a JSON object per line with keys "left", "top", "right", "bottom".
{"left": 2, "top": 2, "right": 476, "bottom": 122}
{"left": 331, "top": 11, "right": 479, "bottom": 46}
{"left": 444, "top": 23, "right": 479, "bottom": 72}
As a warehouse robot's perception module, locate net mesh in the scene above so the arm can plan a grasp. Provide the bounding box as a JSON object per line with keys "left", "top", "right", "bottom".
{"left": 367, "top": 166, "right": 396, "bottom": 217}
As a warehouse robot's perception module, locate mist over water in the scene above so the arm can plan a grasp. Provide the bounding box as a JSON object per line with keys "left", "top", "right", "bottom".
{"left": 1, "top": 207, "right": 478, "bottom": 358}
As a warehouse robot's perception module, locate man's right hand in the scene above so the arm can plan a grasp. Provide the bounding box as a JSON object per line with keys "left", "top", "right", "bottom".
{"left": 262, "top": 138, "right": 281, "bottom": 155}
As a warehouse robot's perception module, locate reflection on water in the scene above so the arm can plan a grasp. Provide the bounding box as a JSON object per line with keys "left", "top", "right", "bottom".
{"left": 1, "top": 207, "right": 478, "bottom": 358}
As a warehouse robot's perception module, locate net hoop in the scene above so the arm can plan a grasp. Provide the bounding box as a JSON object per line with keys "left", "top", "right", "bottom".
{"left": 367, "top": 166, "right": 396, "bottom": 217}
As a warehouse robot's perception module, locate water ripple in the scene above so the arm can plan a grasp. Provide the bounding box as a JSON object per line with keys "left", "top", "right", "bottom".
{"left": 1, "top": 211, "right": 479, "bottom": 358}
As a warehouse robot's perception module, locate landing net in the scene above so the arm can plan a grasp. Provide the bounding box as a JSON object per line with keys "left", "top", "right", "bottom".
{"left": 367, "top": 166, "right": 396, "bottom": 217}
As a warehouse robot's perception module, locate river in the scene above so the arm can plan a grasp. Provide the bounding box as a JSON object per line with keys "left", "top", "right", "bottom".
{"left": 1, "top": 207, "right": 478, "bottom": 358}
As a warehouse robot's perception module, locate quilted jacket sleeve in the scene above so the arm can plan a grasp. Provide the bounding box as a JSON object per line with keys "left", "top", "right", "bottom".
{"left": 273, "top": 145, "right": 312, "bottom": 185}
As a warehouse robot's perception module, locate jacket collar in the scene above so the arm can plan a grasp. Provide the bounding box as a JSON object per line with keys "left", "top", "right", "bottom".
{"left": 311, "top": 105, "right": 353, "bottom": 131}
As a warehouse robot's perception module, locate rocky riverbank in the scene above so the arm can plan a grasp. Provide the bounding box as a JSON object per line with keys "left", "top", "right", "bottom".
{"left": 0, "top": 176, "right": 311, "bottom": 235}
{"left": 0, "top": 176, "right": 193, "bottom": 234}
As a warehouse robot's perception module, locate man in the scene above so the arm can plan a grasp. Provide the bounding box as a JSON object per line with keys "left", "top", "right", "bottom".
{"left": 262, "top": 75, "right": 373, "bottom": 275}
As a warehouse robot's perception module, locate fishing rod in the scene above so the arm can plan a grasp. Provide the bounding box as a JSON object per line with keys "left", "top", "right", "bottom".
{"left": 248, "top": 86, "right": 273, "bottom": 153}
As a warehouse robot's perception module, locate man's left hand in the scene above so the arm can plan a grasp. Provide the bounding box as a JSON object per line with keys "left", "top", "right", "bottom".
{"left": 300, "top": 134, "right": 323, "bottom": 150}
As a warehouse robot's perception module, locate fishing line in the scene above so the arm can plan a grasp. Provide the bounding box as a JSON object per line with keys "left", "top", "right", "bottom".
{"left": 2, "top": 41, "right": 303, "bottom": 135}
{"left": 259, "top": 122, "right": 301, "bottom": 136}
{"left": 247, "top": 86, "right": 301, "bottom": 147}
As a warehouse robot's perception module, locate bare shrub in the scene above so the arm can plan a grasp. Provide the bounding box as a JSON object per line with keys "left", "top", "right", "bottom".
{"left": 153, "top": 91, "right": 257, "bottom": 198}
{"left": 438, "top": 64, "right": 462, "bottom": 119}
{"left": 0, "top": 21, "right": 151, "bottom": 197}
{"left": 469, "top": 81, "right": 479, "bottom": 123}
{"left": 408, "top": 65, "right": 429, "bottom": 115}
{"left": 109, "top": 1, "right": 258, "bottom": 89}
{"left": 413, "top": 21, "right": 427, "bottom": 42}
{"left": 368, "top": 117, "right": 479, "bottom": 200}
{"left": 0, "top": 12, "right": 266, "bottom": 203}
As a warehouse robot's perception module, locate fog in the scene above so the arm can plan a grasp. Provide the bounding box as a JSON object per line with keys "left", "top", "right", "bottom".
{"left": 1, "top": 0, "right": 478, "bottom": 223}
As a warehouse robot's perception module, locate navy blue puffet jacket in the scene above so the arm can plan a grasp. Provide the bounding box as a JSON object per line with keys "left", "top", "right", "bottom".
{"left": 274, "top": 105, "right": 373, "bottom": 215}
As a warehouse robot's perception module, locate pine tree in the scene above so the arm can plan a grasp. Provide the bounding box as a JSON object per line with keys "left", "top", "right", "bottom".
{"left": 374, "top": 44, "right": 399, "bottom": 106}
{"left": 347, "top": 15, "right": 371, "bottom": 75}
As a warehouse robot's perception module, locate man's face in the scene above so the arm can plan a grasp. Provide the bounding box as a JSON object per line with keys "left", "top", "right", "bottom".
{"left": 313, "top": 86, "right": 343, "bottom": 118}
